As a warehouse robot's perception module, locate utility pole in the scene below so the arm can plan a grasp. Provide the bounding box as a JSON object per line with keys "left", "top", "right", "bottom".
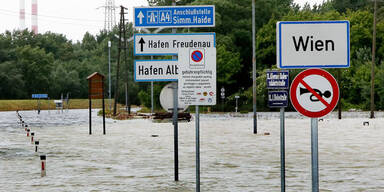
{"left": 252, "top": 0, "right": 257, "bottom": 134}
{"left": 370, "top": 0, "right": 377, "bottom": 119}
{"left": 113, "top": 6, "right": 124, "bottom": 116}
{"left": 122, "top": 7, "right": 130, "bottom": 114}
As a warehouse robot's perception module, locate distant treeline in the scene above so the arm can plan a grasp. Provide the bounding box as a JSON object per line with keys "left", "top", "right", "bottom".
{"left": 1, "top": 0, "right": 384, "bottom": 111}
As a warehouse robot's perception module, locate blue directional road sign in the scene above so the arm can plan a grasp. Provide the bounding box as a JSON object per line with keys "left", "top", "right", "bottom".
{"left": 268, "top": 91, "right": 288, "bottom": 108}
{"left": 266, "top": 70, "right": 289, "bottom": 89}
{"left": 32, "top": 94, "right": 48, "bottom": 99}
{"left": 134, "top": 5, "right": 215, "bottom": 28}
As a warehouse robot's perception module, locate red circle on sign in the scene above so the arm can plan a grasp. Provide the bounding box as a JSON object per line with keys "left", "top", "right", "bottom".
{"left": 290, "top": 68, "right": 339, "bottom": 118}
{"left": 191, "top": 50, "right": 203, "bottom": 62}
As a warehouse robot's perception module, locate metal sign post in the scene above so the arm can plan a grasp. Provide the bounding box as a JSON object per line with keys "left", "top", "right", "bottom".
{"left": 195, "top": 105, "right": 200, "bottom": 192}
{"left": 133, "top": 2, "right": 215, "bottom": 186}
{"left": 290, "top": 69, "right": 339, "bottom": 192}
{"left": 280, "top": 107, "right": 286, "bottom": 192}
{"left": 178, "top": 47, "right": 216, "bottom": 192}
{"left": 278, "top": 20, "right": 349, "bottom": 192}
{"left": 266, "top": 70, "right": 289, "bottom": 192}
{"left": 311, "top": 118, "right": 319, "bottom": 192}
{"left": 171, "top": 7, "right": 179, "bottom": 180}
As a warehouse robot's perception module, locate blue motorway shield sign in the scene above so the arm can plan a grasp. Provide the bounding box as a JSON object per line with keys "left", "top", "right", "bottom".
{"left": 134, "top": 5, "right": 215, "bottom": 28}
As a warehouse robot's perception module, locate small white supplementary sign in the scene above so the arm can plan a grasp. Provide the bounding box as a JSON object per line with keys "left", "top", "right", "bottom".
{"left": 178, "top": 48, "right": 216, "bottom": 106}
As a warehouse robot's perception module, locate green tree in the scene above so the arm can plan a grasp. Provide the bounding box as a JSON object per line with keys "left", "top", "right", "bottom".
{"left": 15, "top": 45, "right": 54, "bottom": 96}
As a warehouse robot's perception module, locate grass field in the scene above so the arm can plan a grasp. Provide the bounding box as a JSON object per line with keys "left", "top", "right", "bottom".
{"left": 0, "top": 99, "right": 115, "bottom": 111}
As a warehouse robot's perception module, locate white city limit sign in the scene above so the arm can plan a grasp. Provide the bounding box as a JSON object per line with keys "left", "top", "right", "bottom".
{"left": 277, "top": 20, "right": 350, "bottom": 68}
{"left": 134, "top": 33, "right": 215, "bottom": 56}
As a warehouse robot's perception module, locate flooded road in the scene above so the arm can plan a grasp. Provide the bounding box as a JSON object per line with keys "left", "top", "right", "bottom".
{"left": 1, "top": 109, "right": 384, "bottom": 191}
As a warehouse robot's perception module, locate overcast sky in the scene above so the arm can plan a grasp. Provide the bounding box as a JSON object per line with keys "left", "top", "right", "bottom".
{"left": 0, "top": 0, "right": 325, "bottom": 42}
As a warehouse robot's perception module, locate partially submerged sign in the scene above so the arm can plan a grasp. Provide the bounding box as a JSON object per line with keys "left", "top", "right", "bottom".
{"left": 277, "top": 20, "right": 350, "bottom": 68}
{"left": 134, "top": 33, "right": 215, "bottom": 56}
{"left": 160, "top": 82, "right": 188, "bottom": 112}
{"left": 134, "top": 5, "right": 215, "bottom": 28}
{"left": 178, "top": 48, "right": 216, "bottom": 105}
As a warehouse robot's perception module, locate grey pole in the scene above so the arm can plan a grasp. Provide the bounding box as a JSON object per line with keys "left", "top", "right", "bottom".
{"left": 151, "top": 56, "right": 154, "bottom": 114}
{"left": 370, "top": 0, "right": 377, "bottom": 119}
{"left": 172, "top": 0, "right": 179, "bottom": 181}
{"left": 235, "top": 97, "right": 238, "bottom": 113}
{"left": 311, "top": 118, "right": 319, "bottom": 192}
{"left": 196, "top": 106, "right": 200, "bottom": 192}
{"left": 252, "top": 0, "right": 257, "bottom": 134}
{"left": 280, "top": 107, "right": 285, "bottom": 192}
{"left": 108, "top": 40, "right": 112, "bottom": 111}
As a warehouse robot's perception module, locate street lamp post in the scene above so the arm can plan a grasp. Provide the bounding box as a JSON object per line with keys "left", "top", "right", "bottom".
{"left": 108, "top": 40, "right": 112, "bottom": 111}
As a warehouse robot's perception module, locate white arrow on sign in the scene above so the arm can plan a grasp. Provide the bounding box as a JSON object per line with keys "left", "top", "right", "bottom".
{"left": 137, "top": 11, "right": 144, "bottom": 24}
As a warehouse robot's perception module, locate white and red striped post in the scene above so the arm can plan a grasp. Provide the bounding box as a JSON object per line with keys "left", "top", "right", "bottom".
{"left": 31, "top": 0, "right": 38, "bottom": 34}
{"left": 40, "top": 155, "right": 46, "bottom": 177}
{"left": 24, "top": 124, "right": 28, "bottom": 131}
{"left": 26, "top": 129, "right": 30, "bottom": 137}
{"left": 19, "top": 0, "right": 25, "bottom": 30}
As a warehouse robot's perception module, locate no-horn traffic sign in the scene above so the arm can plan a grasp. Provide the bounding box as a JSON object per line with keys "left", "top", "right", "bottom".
{"left": 290, "top": 69, "right": 339, "bottom": 118}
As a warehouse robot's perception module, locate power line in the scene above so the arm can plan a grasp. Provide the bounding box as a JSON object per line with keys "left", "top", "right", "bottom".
{"left": 0, "top": 8, "right": 103, "bottom": 23}
{"left": 0, "top": 11, "right": 103, "bottom": 29}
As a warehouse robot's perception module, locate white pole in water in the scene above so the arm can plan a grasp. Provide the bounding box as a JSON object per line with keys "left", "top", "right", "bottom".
{"left": 40, "top": 155, "right": 46, "bottom": 177}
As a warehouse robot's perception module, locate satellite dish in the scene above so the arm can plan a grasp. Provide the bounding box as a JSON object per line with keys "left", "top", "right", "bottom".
{"left": 160, "top": 82, "right": 188, "bottom": 112}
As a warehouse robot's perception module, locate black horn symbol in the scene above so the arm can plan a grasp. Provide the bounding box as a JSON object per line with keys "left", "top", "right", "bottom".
{"left": 300, "top": 87, "right": 331, "bottom": 102}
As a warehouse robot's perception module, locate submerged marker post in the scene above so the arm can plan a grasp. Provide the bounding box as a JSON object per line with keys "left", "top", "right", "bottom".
{"left": 35, "top": 141, "right": 39, "bottom": 152}
{"left": 31, "top": 132, "right": 34, "bottom": 144}
{"left": 40, "top": 155, "right": 46, "bottom": 177}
